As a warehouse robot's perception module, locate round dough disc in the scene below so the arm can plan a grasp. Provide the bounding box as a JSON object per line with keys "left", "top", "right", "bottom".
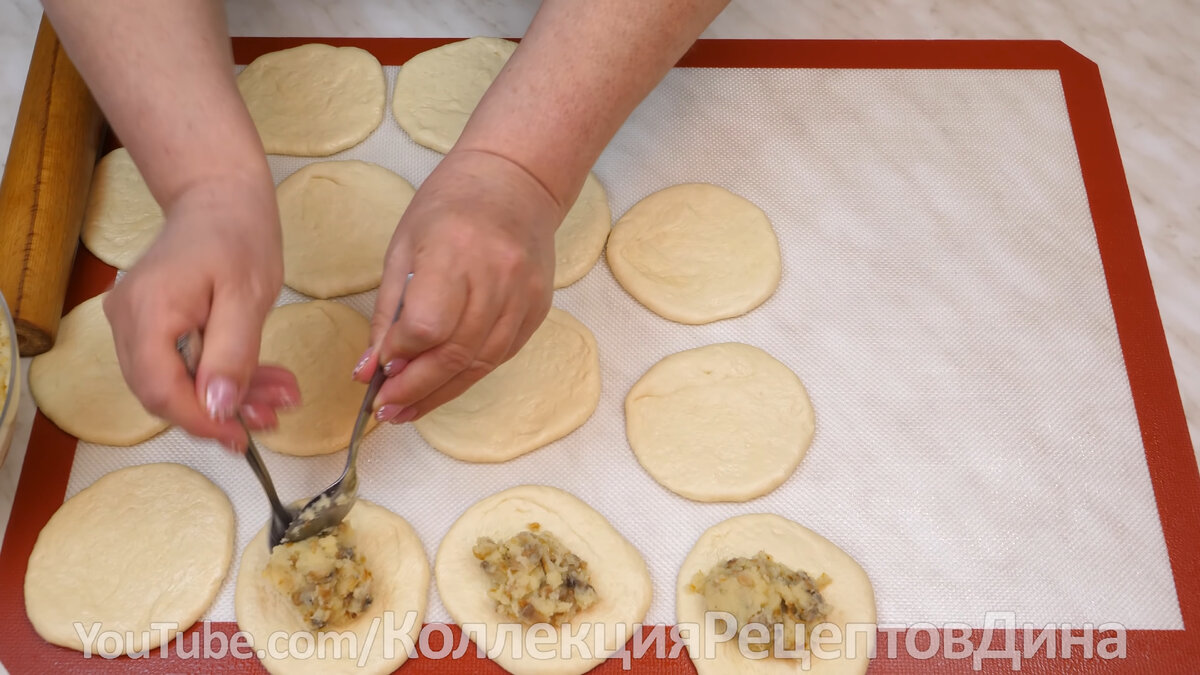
{"left": 676, "top": 514, "right": 876, "bottom": 675}
{"left": 238, "top": 43, "right": 386, "bottom": 156}
{"left": 553, "top": 173, "right": 611, "bottom": 289}
{"left": 413, "top": 307, "right": 600, "bottom": 462}
{"left": 391, "top": 37, "right": 518, "bottom": 153}
{"left": 236, "top": 500, "right": 430, "bottom": 675}
{"left": 25, "top": 463, "right": 235, "bottom": 654}
{"left": 625, "top": 343, "right": 814, "bottom": 502}
{"left": 255, "top": 301, "right": 375, "bottom": 456}
{"left": 80, "top": 147, "right": 163, "bottom": 270}
{"left": 436, "top": 485, "right": 652, "bottom": 675}
{"left": 606, "top": 183, "right": 782, "bottom": 324}
{"left": 278, "top": 160, "right": 415, "bottom": 298}
{"left": 29, "top": 293, "right": 169, "bottom": 446}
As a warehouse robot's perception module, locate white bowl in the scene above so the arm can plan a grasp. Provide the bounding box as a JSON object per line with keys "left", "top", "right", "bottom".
{"left": 0, "top": 292, "right": 19, "bottom": 467}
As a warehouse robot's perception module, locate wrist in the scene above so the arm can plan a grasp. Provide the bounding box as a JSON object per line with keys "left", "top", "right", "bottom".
{"left": 440, "top": 147, "right": 567, "bottom": 233}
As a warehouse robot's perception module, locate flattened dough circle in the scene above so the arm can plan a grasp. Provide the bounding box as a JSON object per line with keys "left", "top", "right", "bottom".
{"left": 413, "top": 308, "right": 600, "bottom": 462}
{"left": 25, "top": 463, "right": 235, "bottom": 654}
{"left": 606, "top": 183, "right": 782, "bottom": 324}
{"left": 80, "top": 148, "right": 163, "bottom": 270}
{"left": 436, "top": 485, "right": 652, "bottom": 675}
{"left": 278, "top": 161, "right": 415, "bottom": 298}
{"left": 238, "top": 43, "right": 386, "bottom": 156}
{"left": 29, "top": 293, "right": 169, "bottom": 445}
{"left": 676, "top": 514, "right": 876, "bottom": 675}
{"left": 554, "top": 173, "right": 611, "bottom": 289}
{"left": 391, "top": 37, "right": 517, "bottom": 153}
{"left": 255, "top": 301, "right": 375, "bottom": 456}
{"left": 625, "top": 343, "right": 814, "bottom": 502}
{"left": 236, "top": 500, "right": 429, "bottom": 675}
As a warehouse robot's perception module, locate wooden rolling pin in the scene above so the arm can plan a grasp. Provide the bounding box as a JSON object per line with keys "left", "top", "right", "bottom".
{"left": 0, "top": 15, "right": 105, "bottom": 356}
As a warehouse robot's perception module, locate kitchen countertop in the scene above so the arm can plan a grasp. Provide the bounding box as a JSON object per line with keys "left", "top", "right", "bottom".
{"left": 0, "top": 0, "right": 1196, "bottom": 554}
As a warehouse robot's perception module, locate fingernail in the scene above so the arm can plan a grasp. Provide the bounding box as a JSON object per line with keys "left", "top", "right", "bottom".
{"left": 390, "top": 407, "right": 417, "bottom": 425}
{"left": 278, "top": 389, "right": 301, "bottom": 409}
{"left": 206, "top": 377, "right": 238, "bottom": 421}
{"left": 352, "top": 348, "right": 373, "bottom": 379}
{"left": 240, "top": 405, "right": 276, "bottom": 430}
{"left": 382, "top": 359, "right": 407, "bottom": 377}
{"left": 375, "top": 404, "right": 404, "bottom": 423}
{"left": 221, "top": 439, "right": 243, "bottom": 454}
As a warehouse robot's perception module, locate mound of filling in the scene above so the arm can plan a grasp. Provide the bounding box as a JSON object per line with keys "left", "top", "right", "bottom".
{"left": 473, "top": 523, "right": 599, "bottom": 626}
{"left": 690, "top": 551, "right": 830, "bottom": 653}
{"left": 263, "top": 522, "right": 373, "bottom": 629}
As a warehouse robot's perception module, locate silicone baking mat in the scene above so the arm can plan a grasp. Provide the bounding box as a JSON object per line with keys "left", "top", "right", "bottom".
{"left": 1, "top": 39, "right": 1197, "bottom": 673}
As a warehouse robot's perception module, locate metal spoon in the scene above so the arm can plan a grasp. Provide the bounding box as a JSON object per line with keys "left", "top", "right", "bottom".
{"left": 280, "top": 273, "right": 415, "bottom": 544}
{"left": 176, "top": 331, "right": 296, "bottom": 549}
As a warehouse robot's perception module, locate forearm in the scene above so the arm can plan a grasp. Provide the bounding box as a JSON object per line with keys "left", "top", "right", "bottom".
{"left": 455, "top": 0, "right": 729, "bottom": 212}
{"left": 41, "top": 0, "right": 273, "bottom": 212}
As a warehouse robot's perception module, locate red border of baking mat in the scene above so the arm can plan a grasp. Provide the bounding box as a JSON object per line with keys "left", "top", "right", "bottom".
{"left": 1, "top": 39, "right": 1196, "bottom": 673}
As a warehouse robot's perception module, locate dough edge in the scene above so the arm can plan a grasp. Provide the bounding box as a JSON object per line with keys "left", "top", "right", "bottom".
{"left": 675, "top": 514, "right": 875, "bottom": 675}
{"left": 435, "top": 484, "right": 653, "bottom": 675}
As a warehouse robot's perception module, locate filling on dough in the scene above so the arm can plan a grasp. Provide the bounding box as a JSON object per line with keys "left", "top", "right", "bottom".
{"left": 263, "top": 522, "right": 374, "bottom": 629}
{"left": 473, "top": 523, "right": 599, "bottom": 626}
{"left": 690, "top": 551, "right": 830, "bottom": 653}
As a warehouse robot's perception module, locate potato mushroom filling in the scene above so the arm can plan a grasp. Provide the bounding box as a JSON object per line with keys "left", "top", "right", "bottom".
{"left": 263, "top": 522, "right": 374, "bottom": 629}
{"left": 473, "top": 524, "right": 599, "bottom": 626}
{"left": 690, "top": 551, "right": 830, "bottom": 652}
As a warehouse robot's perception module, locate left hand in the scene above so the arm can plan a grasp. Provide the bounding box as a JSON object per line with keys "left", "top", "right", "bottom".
{"left": 353, "top": 149, "right": 561, "bottom": 422}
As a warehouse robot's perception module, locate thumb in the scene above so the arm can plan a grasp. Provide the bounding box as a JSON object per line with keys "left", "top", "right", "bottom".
{"left": 196, "top": 291, "right": 267, "bottom": 421}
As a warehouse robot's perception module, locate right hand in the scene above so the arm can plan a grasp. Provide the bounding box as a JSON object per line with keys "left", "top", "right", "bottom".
{"left": 102, "top": 176, "right": 300, "bottom": 451}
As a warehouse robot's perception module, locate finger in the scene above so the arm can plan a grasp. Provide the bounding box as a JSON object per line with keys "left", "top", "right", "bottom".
{"left": 374, "top": 292, "right": 517, "bottom": 419}
{"left": 351, "top": 347, "right": 379, "bottom": 384}
{"left": 391, "top": 310, "right": 525, "bottom": 422}
{"left": 195, "top": 288, "right": 269, "bottom": 421}
{"left": 243, "top": 366, "right": 301, "bottom": 408}
{"left": 123, "top": 333, "right": 248, "bottom": 445}
{"left": 239, "top": 402, "right": 279, "bottom": 430}
{"left": 376, "top": 264, "right": 469, "bottom": 374}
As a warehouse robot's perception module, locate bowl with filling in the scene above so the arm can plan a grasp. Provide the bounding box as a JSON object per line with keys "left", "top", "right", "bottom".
{"left": 0, "top": 291, "right": 19, "bottom": 467}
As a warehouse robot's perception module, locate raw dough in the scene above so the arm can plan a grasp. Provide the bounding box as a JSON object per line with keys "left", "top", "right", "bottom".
{"left": 80, "top": 147, "right": 163, "bottom": 269}
{"left": 236, "top": 500, "right": 429, "bottom": 675}
{"left": 553, "top": 173, "right": 611, "bottom": 289}
{"left": 277, "top": 161, "right": 415, "bottom": 298}
{"left": 436, "top": 485, "right": 652, "bottom": 675}
{"left": 606, "top": 183, "right": 782, "bottom": 324}
{"left": 391, "top": 37, "right": 518, "bottom": 153}
{"left": 255, "top": 301, "right": 375, "bottom": 456}
{"left": 624, "top": 343, "right": 814, "bottom": 502}
{"left": 413, "top": 308, "right": 600, "bottom": 462}
{"left": 25, "top": 463, "right": 235, "bottom": 654}
{"left": 676, "top": 514, "right": 875, "bottom": 675}
{"left": 28, "top": 293, "right": 169, "bottom": 446}
{"left": 238, "top": 43, "right": 386, "bottom": 156}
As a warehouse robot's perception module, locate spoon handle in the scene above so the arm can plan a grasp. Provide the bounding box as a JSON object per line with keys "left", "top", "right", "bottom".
{"left": 346, "top": 273, "right": 415, "bottom": 473}
{"left": 176, "top": 330, "right": 292, "bottom": 526}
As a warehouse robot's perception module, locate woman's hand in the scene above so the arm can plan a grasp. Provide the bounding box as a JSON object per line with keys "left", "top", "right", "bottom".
{"left": 103, "top": 176, "right": 299, "bottom": 450}
{"left": 354, "top": 149, "right": 562, "bottom": 423}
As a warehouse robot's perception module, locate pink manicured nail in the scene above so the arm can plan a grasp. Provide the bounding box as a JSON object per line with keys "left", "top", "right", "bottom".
{"left": 390, "top": 407, "right": 417, "bottom": 425}
{"left": 382, "top": 359, "right": 408, "bottom": 377}
{"left": 352, "top": 348, "right": 373, "bottom": 379}
{"left": 240, "top": 405, "right": 276, "bottom": 430}
{"left": 375, "top": 404, "right": 404, "bottom": 422}
{"left": 206, "top": 377, "right": 238, "bottom": 421}
{"left": 278, "top": 388, "right": 301, "bottom": 409}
